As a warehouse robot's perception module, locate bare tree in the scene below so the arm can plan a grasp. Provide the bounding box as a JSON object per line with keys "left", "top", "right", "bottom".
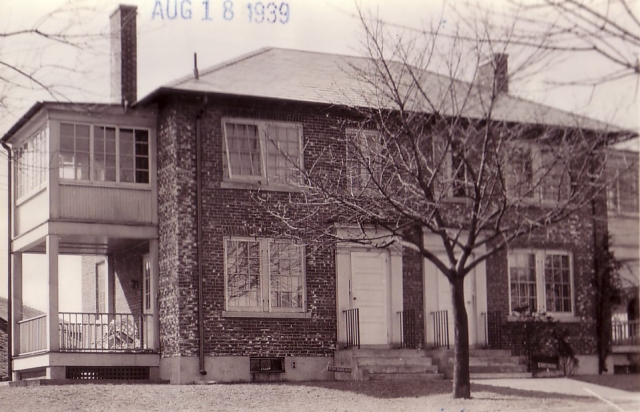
{"left": 0, "top": 2, "right": 107, "bottom": 122}
{"left": 258, "top": 10, "right": 632, "bottom": 399}
{"left": 493, "top": 0, "right": 640, "bottom": 84}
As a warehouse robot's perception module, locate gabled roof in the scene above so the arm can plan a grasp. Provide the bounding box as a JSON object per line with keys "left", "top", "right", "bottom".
{"left": 138, "top": 47, "right": 629, "bottom": 134}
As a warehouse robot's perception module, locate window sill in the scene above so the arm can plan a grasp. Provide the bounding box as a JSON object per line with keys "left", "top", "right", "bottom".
{"left": 220, "top": 180, "right": 302, "bottom": 193}
{"left": 507, "top": 315, "right": 580, "bottom": 323}
{"left": 222, "top": 311, "right": 311, "bottom": 319}
{"left": 59, "top": 179, "right": 152, "bottom": 190}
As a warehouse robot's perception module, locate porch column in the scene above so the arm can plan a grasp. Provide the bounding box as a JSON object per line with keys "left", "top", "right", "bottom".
{"left": 107, "top": 254, "right": 115, "bottom": 316}
{"left": 46, "top": 235, "right": 59, "bottom": 352}
{"left": 150, "top": 238, "right": 159, "bottom": 350}
{"left": 11, "top": 252, "right": 23, "bottom": 358}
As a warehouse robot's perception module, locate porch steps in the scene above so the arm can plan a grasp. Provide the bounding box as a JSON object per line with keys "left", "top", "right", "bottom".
{"left": 430, "top": 348, "right": 532, "bottom": 380}
{"left": 346, "top": 348, "right": 443, "bottom": 381}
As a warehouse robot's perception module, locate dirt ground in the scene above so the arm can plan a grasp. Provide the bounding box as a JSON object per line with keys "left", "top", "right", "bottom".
{"left": 0, "top": 380, "right": 627, "bottom": 412}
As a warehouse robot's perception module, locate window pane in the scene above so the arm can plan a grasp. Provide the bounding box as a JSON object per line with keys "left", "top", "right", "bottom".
{"left": 224, "top": 122, "right": 262, "bottom": 177}
{"left": 544, "top": 253, "right": 572, "bottom": 313}
{"left": 226, "top": 240, "right": 261, "bottom": 308}
{"left": 269, "top": 241, "right": 303, "bottom": 309}
{"left": 509, "top": 253, "right": 537, "bottom": 313}
{"left": 265, "top": 124, "right": 302, "bottom": 185}
{"left": 506, "top": 146, "right": 534, "bottom": 198}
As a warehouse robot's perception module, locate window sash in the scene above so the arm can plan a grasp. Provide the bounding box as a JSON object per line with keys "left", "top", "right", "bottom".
{"left": 508, "top": 250, "right": 574, "bottom": 315}
{"left": 15, "top": 127, "right": 48, "bottom": 200}
{"left": 224, "top": 237, "right": 305, "bottom": 313}
{"left": 58, "top": 122, "right": 150, "bottom": 184}
{"left": 223, "top": 119, "right": 303, "bottom": 185}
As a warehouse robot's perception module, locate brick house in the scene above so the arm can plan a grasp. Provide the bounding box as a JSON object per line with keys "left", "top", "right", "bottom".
{"left": 2, "top": 5, "right": 634, "bottom": 383}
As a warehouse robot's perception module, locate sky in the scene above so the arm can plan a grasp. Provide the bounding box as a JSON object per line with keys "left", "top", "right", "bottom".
{"left": 0, "top": 0, "right": 637, "bottom": 312}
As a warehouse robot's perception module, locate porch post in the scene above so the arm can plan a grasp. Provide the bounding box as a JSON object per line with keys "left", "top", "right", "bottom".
{"left": 107, "top": 254, "right": 115, "bottom": 316}
{"left": 150, "top": 238, "right": 159, "bottom": 350}
{"left": 46, "top": 235, "right": 59, "bottom": 352}
{"left": 11, "top": 252, "right": 22, "bottom": 358}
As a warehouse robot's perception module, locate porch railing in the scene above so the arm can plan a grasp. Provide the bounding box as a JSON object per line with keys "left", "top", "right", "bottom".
{"left": 431, "top": 310, "right": 450, "bottom": 349}
{"left": 343, "top": 308, "right": 360, "bottom": 349}
{"left": 482, "top": 311, "right": 503, "bottom": 349}
{"left": 612, "top": 319, "right": 640, "bottom": 347}
{"left": 398, "top": 309, "right": 418, "bottom": 348}
{"left": 59, "top": 312, "right": 153, "bottom": 352}
{"left": 19, "top": 315, "right": 47, "bottom": 354}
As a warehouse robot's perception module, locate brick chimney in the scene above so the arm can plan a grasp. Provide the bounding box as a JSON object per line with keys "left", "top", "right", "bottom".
{"left": 476, "top": 53, "right": 508, "bottom": 95}
{"left": 110, "top": 5, "right": 137, "bottom": 106}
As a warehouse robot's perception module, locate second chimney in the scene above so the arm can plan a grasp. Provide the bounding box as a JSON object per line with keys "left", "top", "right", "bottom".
{"left": 110, "top": 5, "right": 138, "bottom": 106}
{"left": 476, "top": 53, "right": 508, "bottom": 95}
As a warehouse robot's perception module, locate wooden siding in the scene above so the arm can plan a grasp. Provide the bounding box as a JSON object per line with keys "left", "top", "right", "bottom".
{"left": 15, "top": 190, "right": 48, "bottom": 236}
{"left": 59, "top": 184, "right": 154, "bottom": 224}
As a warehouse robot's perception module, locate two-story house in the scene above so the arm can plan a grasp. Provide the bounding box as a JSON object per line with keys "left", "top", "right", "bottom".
{"left": 2, "top": 5, "right": 633, "bottom": 383}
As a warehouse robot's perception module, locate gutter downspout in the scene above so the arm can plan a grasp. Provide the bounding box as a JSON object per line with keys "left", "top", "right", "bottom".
{"left": 1, "top": 142, "right": 12, "bottom": 379}
{"left": 196, "top": 99, "right": 207, "bottom": 376}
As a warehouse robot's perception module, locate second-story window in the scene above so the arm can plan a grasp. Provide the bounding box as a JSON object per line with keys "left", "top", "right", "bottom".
{"left": 222, "top": 119, "right": 303, "bottom": 186}
{"left": 59, "top": 123, "right": 150, "bottom": 184}
{"left": 15, "top": 127, "right": 48, "bottom": 199}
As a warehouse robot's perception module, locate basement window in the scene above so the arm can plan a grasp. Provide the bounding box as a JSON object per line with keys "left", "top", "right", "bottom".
{"left": 250, "top": 357, "right": 285, "bottom": 373}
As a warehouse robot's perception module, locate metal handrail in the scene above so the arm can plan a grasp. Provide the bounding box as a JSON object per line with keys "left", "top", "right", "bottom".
{"left": 431, "top": 310, "right": 449, "bottom": 349}
{"left": 343, "top": 308, "right": 360, "bottom": 349}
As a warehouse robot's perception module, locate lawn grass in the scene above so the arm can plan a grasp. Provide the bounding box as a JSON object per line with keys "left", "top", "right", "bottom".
{"left": 571, "top": 374, "right": 640, "bottom": 392}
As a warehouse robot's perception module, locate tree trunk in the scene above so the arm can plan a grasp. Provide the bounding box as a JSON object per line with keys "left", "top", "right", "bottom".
{"left": 451, "top": 274, "right": 471, "bottom": 399}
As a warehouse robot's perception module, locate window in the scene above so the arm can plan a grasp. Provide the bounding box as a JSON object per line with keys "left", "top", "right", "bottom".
{"left": 222, "top": 119, "right": 303, "bottom": 186}
{"left": 347, "top": 129, "right": 384, "bottom": 196}
{"left": 224, "top": 238, "right": 305, "bottom": 313}
{"left": 508, "top": 250, "right": 573, "bottom": 315}
{"left": 143, "top": 255, "right": 151, "bottom": 314}
{"left": 15, "top": 128, "right": 48, "bottom": 199}
{"left": 609, "top": 165, "right": 639, "bottom": 215}
{"left": 505, "top": 144, "right": 570, "bottom": 202}
{"left": 59, "top": 123, "right": 150, "bottom": 184}
{"left": 250, "top": 357, "right": 285, "bottom": 373}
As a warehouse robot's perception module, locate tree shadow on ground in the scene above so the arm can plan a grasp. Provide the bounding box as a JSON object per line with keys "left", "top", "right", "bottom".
{"left": 570, "top": 375, "right": 640, "bottom": 392}
{"left": 283, "top": 380, "right": 589, "bottom": 400}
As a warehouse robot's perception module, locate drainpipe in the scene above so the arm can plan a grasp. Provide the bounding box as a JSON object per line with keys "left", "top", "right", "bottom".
{"left": 1, "top": 142, "right": 12, "bottom": 379}
{"left": 196, "top": 98, "right": 207, "bottom": 376}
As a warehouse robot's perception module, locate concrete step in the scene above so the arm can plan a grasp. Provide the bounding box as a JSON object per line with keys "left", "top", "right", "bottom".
{"left": 367, "top": 372, "right": 444, "bottom": 381}
{"left": 469, "top": 365, "right": 528, "bottom": 374}
{"left": 357, "top": 357, "right": 433, "bottom": 366}
{"left": 468, "top": 349, "right": 513, "bottom": 357}
{"left": 465, "top": 357, "right": 522, "bottom": 366}
{"left": 470, "top": 372, "right": 532, "bottom": 379}
{"left": 361, "top": 364, "right": 439, "bottom": 374}
{"left": 351, "top": 349, "right": 426, "bottom": 358}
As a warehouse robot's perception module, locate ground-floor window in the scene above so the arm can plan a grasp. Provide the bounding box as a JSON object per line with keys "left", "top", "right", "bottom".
{"left": 224, "top": 237, "right": 305, "bottom": 313}
{"left": 508, "top": 249, "right": 573, "bottom": 316}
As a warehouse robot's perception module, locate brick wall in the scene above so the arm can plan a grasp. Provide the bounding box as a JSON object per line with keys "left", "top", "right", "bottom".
{"left": 403, "top": 249, "right": 425, "bottom": 346}
{"left": 156, "top": 95, "right": 354, "bottom": 358}
{"left": 485, "top": 210, "right": 601, "bottom": 356}
{"left": 81, "top": 255, "right": 103, "bottom": 313}
{"left": 0, "top": 329, "right": 7, "bottom": 378}
{"left": 113, "top": 244, "right": 148, "bottom": 315}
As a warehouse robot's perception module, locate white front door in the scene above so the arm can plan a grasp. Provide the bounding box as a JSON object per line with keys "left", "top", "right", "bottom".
{"left": 350, "top": 251, "right": 388, "bottom": 345}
